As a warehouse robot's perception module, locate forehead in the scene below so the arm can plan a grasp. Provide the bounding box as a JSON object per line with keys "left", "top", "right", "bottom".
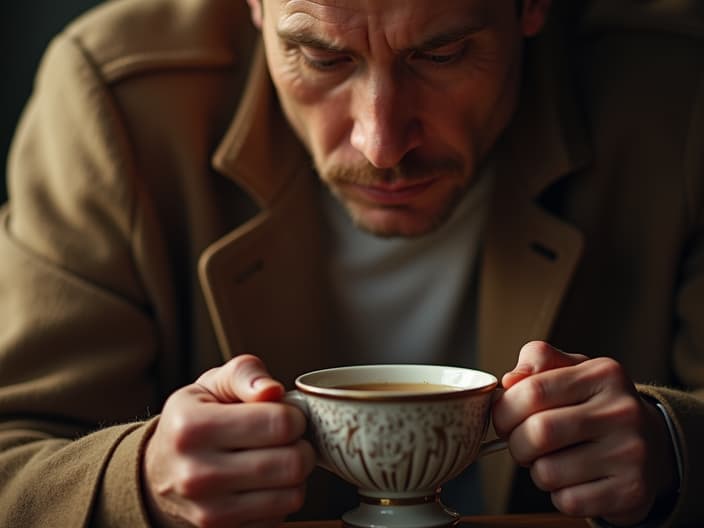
{"left": 272, "top": 0, "right": 491, "bottom": 48}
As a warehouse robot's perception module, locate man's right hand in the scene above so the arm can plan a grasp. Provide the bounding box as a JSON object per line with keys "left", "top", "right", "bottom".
{"left": 142, "top": 354, "right": 316, "bottom": 527}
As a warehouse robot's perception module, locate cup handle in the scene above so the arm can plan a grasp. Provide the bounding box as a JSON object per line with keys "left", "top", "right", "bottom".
{"left": 478, "top": 437, "right": 508, "bottom": 457}
{"left": 477, "top": 386, "right": 508, "bottom": 457}
{"left": 282, "top": 389, "right": 309, "bottom": 416}
{"left": 281, "top": 391, "right": 335, "bottom": 473}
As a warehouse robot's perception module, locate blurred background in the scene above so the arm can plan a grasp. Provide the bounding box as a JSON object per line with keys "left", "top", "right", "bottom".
{"left": 1, "top": 1, "right": 103, "bottom": 204}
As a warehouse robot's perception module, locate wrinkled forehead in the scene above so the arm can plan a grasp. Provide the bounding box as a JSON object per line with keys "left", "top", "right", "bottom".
{"left": 271, "top": 0, "right": 491, "bottom": 50}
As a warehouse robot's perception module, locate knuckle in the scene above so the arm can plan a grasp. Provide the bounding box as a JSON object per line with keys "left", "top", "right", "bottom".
{"left": 522, "top": 377, "right": 548, "bottom": 410}
{"left": 267, "top": 404, "right": 304, "bottom": 443}
{"left": 164, "top": 411, "right": 197, "bottom": 452}
{"left": 604, "top": 397, "right": 643, "bottom": 430}
{"left": 530, "top": 458, "right": 558, "bottom": 491}
{"left": 619, "top": 436, "right": 647, "bottom": 466}
{"left": 615, "top": 394, "right": 641, "bottom": 415}
{"left": 229, "top": 354, "right": 263, "bottom": 376}
{"left": 219, "top": 354, "right": 265, "bottom": 395}
{"left": 591, "top": 357, "right": 627, "bottom": 385}
{"left": 161, "top": 389, "right": 212, "bottom": 452}
{"left": 248, "top": 454, "right": 275, "bottom": 480}
{"left": 520, "top": 341, "right": 553, "bottom": 362}
{"left": 284, "top": 484, "right": 307, "bottom": 513}
{"left": 282, "top": 451, "right": 306, "bottom": 484}
{"left": 552, "top": 488, "right": 584, "bottom": 517}
{"left": 174, "top": 460, "right": 213, "bottom": 499}
{"left": 524, "top": 413, "right": 553, "bottom": 454}
{"left": 283, "top": 444, "right": 315, "bottom": 484}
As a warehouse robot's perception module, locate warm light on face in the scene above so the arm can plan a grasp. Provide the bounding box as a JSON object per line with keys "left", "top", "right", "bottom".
{"left": 259, "top": 0, "right": 527, "bottom": 237}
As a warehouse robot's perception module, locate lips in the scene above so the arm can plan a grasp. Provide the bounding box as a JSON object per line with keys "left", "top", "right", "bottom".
{"left": 342, "top": 178, "right": 438, "bottom": 206}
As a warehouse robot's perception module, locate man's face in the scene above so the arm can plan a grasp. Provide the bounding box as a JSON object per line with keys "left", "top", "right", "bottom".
{"left": 253, "top": 0, "right": 545, "bottom": 237}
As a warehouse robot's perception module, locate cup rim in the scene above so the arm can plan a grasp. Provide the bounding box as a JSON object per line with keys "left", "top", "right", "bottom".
{"left": 294, "top": 364, "right": 498, "bottom": 401}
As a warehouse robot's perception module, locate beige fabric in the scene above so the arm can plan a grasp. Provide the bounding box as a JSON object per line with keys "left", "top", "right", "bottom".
{"left": 0, "top": 0, "right": 703, "bottom": 526}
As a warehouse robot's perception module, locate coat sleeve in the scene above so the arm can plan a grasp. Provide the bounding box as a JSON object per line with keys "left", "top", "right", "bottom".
{"left": 0, "top": 30, "right": 162, "bottom": 527}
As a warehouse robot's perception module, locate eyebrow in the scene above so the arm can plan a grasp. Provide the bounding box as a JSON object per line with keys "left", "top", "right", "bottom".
{"left": 276, "top": 22, "right": 487, "bottom": 54}
{"left": 414, "top": 23, "right": 487, "bottom": 52}
{"left": 277, "top": 29, "right": 350, "bottom": 52}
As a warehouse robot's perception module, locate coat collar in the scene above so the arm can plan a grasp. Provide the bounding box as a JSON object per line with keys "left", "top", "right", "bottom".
{"left": 212, "top": 41, "right": 308, "bottom": 209}
{"left": 498, "top": 21, "right": 591, "bottom": 199}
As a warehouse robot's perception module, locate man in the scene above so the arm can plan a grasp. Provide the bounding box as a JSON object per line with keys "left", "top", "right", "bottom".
{"left": 0, "top": 0, "right": 702, "bottom": 527}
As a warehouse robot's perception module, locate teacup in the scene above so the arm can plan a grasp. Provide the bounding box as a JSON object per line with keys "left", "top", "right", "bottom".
{"left": 285, "top": 364, "right": 505, "bottom": 528}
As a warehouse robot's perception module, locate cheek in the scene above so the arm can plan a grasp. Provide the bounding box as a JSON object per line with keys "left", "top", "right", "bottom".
{"left": 275, "top": 80, "right": 354, "bottom": 165}
{"left": 308, "top": 104, "right": 359, "bottom": 171}
{"left": 262, "top": 41, "right": 352, "bottom": 160}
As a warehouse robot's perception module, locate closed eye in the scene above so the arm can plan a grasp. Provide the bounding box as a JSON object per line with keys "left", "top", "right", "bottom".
{"left": 299, "top": 45, "right": 354, "bottom": 71}
{"left": 411, "top": 39, "right": 468, "bottom": 66}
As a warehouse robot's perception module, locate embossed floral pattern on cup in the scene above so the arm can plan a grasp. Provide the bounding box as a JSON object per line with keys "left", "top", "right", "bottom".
{"left": 307, "top": 395, "right": 490, "bottom": 494}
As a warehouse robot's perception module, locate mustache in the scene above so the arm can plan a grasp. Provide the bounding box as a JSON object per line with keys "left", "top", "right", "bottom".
{"left": 324, "top": 157, "right": 464, "bottom": 186}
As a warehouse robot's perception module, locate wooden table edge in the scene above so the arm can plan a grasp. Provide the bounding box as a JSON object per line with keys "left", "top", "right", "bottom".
{"left": 283, "top": 512, "right": 590, "bottom": 527}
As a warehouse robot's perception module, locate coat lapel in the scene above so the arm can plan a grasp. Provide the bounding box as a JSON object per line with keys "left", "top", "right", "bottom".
{"left": 477, "top": 169, "right": 585, "bottom": 513}
{"left": 477, "top": 178, "right": 585, "bottom": 381}
{"left": 198, "top": 167, "right": 331, "bottom": 389}
{"left": 199, "top": 40, "right": 330, "bottom": 388}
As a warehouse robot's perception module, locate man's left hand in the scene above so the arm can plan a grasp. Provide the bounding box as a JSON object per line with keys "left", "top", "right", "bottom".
{"left": 493, "top": 341, "right": 677, "bottom": 526}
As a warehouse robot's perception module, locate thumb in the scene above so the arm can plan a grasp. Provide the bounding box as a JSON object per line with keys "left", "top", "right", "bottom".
{"left": 502, "top": 341, "right": 588, "bottom": 389}
{"left": 196, "top": 354, "right": 285, "bottom": 403}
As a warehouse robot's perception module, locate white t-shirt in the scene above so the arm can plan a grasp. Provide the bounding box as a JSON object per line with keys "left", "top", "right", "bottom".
{"left": 323, "top": 167, "right": 493, "bottom": 369}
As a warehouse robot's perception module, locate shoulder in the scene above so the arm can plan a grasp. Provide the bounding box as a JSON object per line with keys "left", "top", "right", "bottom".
{"left": 571, "top": 0, "right": 704, "bottom": 136}
{"left": 572, "top": 2, "right": 704, "bottom": 225}
{"left": 59, "top": 0, "right": 257, "bottom": 84}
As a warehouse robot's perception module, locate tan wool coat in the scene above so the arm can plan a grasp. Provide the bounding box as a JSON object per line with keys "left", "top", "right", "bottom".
{"left": 1, "top": 0, "right": 703, "bottom": 526}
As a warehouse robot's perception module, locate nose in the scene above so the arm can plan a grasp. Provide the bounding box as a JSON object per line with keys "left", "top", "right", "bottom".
{"left": 349, "top": 70, "right": 421, "bottom": 169}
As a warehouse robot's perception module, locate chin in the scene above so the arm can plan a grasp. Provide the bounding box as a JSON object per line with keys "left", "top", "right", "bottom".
{"left": 329, "top": 178, "right": 468, "bottom": 238}
{"left": 346, "top": 204, "right": 453, "bottom": 238}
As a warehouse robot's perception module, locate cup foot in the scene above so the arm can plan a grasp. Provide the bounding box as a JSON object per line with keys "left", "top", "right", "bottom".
{"left": 342, "top": 495, "right": 459, "bottom": 528}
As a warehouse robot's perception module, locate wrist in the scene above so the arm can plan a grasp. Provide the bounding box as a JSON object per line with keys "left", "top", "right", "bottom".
{"left": 643, "top": 397, "right": 681, "bottom": 500}
{"left": 591, "top": 399, "right": 681, "bottom": 528}
{"left": 140, "top": 419, "right": 177, "bottom": 528}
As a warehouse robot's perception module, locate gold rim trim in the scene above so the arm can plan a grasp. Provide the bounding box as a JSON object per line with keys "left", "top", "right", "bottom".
{"left": 358, "top": 493, "right": 440, "bottom": 506}
{"left": 296, "top": 382, "right": 496, "bottom": 402}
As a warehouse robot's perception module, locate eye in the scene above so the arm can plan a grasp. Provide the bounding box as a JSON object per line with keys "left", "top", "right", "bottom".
{"left": 412, "top": 40, "right": 468, "bottom": 66}
{"left": 300, "top": 46, "right": 354, "bottom": 71}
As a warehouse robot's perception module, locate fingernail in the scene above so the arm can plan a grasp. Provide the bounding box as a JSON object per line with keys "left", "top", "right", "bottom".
{"left": 252, "top": 376, "right": 274, "bottom": 390}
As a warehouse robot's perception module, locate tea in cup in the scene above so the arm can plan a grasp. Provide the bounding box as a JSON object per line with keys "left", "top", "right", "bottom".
{"left": 285, "top": 364, "right": 505, "bottom": 527}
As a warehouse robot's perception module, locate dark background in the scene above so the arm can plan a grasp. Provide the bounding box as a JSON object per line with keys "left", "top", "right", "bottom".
{"left": 1, "top": 1, "right": 103, "bottom": 205}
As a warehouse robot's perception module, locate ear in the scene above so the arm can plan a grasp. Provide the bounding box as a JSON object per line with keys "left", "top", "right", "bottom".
{"left": 246, "top": 0, "right": 263, "bottom": 30}
{"left": 519, "top": 0, "right": 552, "bottom": 37}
